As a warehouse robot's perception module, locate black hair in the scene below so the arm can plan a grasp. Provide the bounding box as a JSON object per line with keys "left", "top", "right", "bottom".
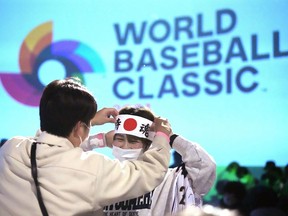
{"left": 39, "top": 78, "right": 97, "bottom": 137}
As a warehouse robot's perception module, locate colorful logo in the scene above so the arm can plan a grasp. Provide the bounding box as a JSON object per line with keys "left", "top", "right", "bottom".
{"left": 0, "top": 21, "right": 105, "bottom": 106}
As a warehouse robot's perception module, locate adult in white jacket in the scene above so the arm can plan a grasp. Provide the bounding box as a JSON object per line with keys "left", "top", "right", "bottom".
{"left": 90, "top": 106, "right": 216, "bottom": 216}
{"left": 0, "top": 78, "right": 172, "bottom": 216}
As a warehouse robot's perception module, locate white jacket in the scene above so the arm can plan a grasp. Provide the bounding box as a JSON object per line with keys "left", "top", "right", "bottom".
{"left": 0, "top": 131, "right": 171, "bottom": 216}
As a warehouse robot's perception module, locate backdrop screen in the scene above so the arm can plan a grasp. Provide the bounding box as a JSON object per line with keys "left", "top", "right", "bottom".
{"left": 0, "top": 0, "right": 287, "bottom": 166}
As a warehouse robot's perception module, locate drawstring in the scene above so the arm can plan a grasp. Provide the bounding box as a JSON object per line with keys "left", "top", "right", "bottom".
{"left": 31, "top": 142, "right": 49, "bottom": 216}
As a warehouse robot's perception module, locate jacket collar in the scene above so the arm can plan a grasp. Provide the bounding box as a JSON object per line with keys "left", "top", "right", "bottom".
{"left": 36, "top": 131, "right": 74, "bottom": 149}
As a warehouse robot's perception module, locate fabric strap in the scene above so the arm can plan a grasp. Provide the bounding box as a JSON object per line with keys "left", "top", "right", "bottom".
{"left": 31, "top": 142, "right": 49, "bottom": 216}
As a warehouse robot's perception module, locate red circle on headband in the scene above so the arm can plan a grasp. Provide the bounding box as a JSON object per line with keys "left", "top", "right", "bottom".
{"left": 123, "top": 118, "right": 137, "bottom": 131}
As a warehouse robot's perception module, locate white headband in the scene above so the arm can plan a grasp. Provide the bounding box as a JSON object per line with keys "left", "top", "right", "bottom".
{"left": 115, "top": 114, "right": 154, "bottom": 141}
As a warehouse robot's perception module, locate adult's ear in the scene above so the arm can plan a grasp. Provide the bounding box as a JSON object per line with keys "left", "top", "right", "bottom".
{"left": 67, "top": 121, "right": 82, "bottom": 147}
{"left": 72, "top": 121, "right": 82, "bottom": 136}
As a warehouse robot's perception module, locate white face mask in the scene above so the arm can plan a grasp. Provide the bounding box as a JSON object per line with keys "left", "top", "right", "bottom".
{"left": 78, "top": 135, "right": 89, "bottom": 146}
{"left": 78, "top": 122, "right": 91, "bottom": 146}
{"left": 112, "top": 146, "right": 143, "bottom": 162}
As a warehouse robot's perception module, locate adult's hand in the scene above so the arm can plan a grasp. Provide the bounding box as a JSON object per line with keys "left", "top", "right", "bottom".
{"left": 154, "top": 117, "right": 172, "bottom": 137}
{"left": 91, "top": 108, "right": 119, "bottom": 126}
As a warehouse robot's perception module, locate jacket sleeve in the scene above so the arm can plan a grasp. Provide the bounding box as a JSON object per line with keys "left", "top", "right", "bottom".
{"left": 172, "top": 135, "right": 216, "bottom": 196}
{"left": 80, "top": 133, "right": 107, "bottom": 151}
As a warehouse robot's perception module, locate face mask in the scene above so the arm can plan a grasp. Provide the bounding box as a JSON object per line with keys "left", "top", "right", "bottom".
{"left": 78, "top": 135, "right": 89, "bottom": 146}
{"left": 77, "top": 122, "right": 91, "bottom": 146}
{"left": 112, "top": 146, "right": 143, "bottom": 162}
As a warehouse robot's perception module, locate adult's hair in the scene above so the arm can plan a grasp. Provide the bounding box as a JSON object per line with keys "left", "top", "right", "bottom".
{"left": 118, "top": 106, "right": 155, "bottom": 151}
{"left": 39, "top": 78, "right": 97, "bottom": 137}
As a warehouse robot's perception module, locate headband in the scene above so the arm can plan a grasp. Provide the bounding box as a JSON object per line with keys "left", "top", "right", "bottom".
{"left": 115, "top": 114, "right": 154, "bottom": 141}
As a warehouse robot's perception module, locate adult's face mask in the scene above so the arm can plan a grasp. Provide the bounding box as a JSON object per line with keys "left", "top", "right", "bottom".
{"left": 78, "top": 122, "right": 90, "bottom": 145}
{"left": 112, "top": 146, "right": 143, "bottom": 162}
{"left": 78, "top": 135, "right": 89, "bottom": 146}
